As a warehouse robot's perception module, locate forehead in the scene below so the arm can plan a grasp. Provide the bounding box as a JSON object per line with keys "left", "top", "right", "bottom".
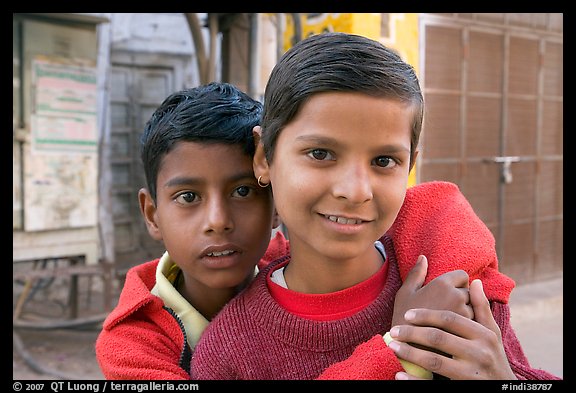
{"left": 159, "top": 141, "right": 252, "bottom": 177}
{"left": 293, "top": 92, "right": 413, "bottom": 133}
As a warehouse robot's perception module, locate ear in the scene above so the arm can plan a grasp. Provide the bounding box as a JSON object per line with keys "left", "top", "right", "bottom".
{"left": 138, "top": 188, "right": 163, "bottom": 241}
{"left": 271, "top": 206, "right": 282, "bottom": 229}
{"left": 409, "top": 149, "right": 419, "bottom": 172}
{"left": 253, "top": 126, "right": 270, "bottom": 184}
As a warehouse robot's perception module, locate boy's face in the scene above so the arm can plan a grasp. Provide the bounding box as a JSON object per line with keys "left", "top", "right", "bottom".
{"left": 144, "top": 142, "right": 274, "bottom": 291}
{"left": 255, "top": 92, "right": 413, "bottom": 265}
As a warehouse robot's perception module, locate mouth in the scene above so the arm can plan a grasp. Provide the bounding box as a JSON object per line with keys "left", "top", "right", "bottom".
{"left": 323, "top": 214, "right": 366, "bottom": 225}
{"left": 199, "top": 245, "right": 243, "bottom": 269}
{"left": 205, "top": 249, "right": 236, "bottom": 257}
{"left": 200, "top": 244, "right": 242, "bottom": 258}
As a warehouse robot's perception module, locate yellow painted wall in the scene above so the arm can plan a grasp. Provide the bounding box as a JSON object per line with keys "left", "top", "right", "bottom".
{"left": 283, "top": 13, "right": 420, "bottom": 186}
{"left": 283, "top": 13, "right": 380, "bottom": 50}
{"left": 381, "top": 13, "right": 420, "bottom": 187}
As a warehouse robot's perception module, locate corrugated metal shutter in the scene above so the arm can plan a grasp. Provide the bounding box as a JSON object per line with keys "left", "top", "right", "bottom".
{"left": 420, "top": 14, "right": 562, "bottom": 284}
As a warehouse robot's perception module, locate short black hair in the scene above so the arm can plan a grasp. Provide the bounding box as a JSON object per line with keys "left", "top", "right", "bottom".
{"left": 140, "top": 82, "right": 263, "bottom": 202}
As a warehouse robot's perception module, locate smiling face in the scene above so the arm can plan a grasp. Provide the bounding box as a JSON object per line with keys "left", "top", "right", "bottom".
{"left": 255, "top": 92, "right": 415, "bottom": 275}
{"left": 141, "top": 142, "right": 275, "bottom": 293}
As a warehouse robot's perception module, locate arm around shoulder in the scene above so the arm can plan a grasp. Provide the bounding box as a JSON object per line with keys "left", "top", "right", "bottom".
{"left": 316, "top": 334, "right": 404, "bottom": 380}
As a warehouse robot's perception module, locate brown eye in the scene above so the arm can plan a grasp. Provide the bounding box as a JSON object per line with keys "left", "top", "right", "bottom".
{"left": 374, "top": 156, "right": 395, "bottom": 168}
{"left": 233, "top": 185, "right": 252, "bottom": 198}
{"left": 176, "top": 192, "right": 198, "bottom": 204}
{"left": 308, "top": 149, "right": 333, "bottom": 161}
{"left": 312, "top": 149, "right": 327, "bottom": 160}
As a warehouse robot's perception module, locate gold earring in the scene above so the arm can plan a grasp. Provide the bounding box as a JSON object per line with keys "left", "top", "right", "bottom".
{"left": 257, "top": 176, "right": 269, "bottom": 188}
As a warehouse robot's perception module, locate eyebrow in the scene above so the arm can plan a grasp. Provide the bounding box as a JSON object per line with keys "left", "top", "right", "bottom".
{"left": 294, "top": 134, "right": 410, "bottom": 153}
{"left": 295, "top": 135, "right": 339, "bottom": 146}
{"left": 162, "top": 171, "right": 256, "bottom": 189}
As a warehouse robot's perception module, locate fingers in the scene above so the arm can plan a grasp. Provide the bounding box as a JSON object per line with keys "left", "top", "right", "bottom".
{"left": 389, "top": 306, "right": 514, "bottom": 379}
{"left": 388, "top": 281, "right": 512, "bottom": 380}
{"left": 469, "top": 279, "right": 501, "bottom": 334}
{"left": 426, "top": 269, "right": 473, "bottom": 319}
{"left": 456, "top": 291, "right": 474, "bottom": 320}
{"left": 389, "top": 306, "right": 502, "bottom": 364}
{"left": 395, "top": 371, "right": 431, "bottom": 380}
{"left": 387, "top": 332, "right": 457, "bottom": 375}
{"left": 402, "top": 255, "right": 428, "bottom": 293}
{"left": 430, "top": 269, "right": 470, "bottom": 289}
{"left": 390, "top": 309, "right": 487, "bottom": 358}
{"left": 403, "top": 308, "right": 486, "bottom": 340}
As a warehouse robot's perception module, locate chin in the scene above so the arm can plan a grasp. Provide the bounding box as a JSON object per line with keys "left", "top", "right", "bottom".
{"left": 208, "top": 273, "right": 252, "bottom": 291}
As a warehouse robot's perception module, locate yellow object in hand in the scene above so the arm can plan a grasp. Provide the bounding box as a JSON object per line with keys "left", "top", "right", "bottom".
{"left": 383, "top": 332, "right": 433, "bottom": 379}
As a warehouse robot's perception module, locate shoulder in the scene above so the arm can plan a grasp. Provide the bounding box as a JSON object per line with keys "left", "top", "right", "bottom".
{"left": 387, "top": 181, "right": 515, "bottom": 301}
{"left": 402, "top": 181, "right": 472, "bottom": 217}
{"left": 96, "top": 313, "right": 188, "bottom": 379}
{"left": 388, "top": 180, "right": 495, "bottom": 271}
{"left": 125, "top": 259, "right": 161, "bottom": 286}
{"left": 102, "top": 258, "right": 168, "bottom": 330}
{"left": 96, "top": 258, "right": 190, "bottom": 379}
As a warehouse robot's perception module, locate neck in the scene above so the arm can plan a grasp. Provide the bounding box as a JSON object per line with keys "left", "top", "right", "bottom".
{"left": 283, "top": 244, "right": 383, "bottom": 294}
{"left": 178, "top": 274, "right": 252, "bottom": 321}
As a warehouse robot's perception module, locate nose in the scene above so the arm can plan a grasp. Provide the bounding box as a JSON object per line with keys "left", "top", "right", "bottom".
{"left": 203, "top": 195, "right": 234, "bottom": 234}
{"left": 332, "top": 162, "right": 373, "bottom": 204}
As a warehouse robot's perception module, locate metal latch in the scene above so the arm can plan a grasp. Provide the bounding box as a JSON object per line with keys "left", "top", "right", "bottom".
{"left": 485, "top": 156, "right": 521, "bottom": 184}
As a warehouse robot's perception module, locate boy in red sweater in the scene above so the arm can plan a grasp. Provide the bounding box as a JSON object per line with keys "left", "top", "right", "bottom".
{"left": 190, "top": 33, "right": 561, "bottom": 380}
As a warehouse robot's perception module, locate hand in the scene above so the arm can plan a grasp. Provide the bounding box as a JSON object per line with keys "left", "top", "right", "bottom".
{"left": 388, "top": 279, "right": 517, "bottom": 380}
{"left": 392, "top": 255, "right": 473, "bottom": 327}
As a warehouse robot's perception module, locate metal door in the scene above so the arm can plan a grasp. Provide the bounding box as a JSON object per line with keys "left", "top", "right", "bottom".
{"left": 419, "top": 14, "right": 562, "bottom": 284}
{"left": 109, "top": 63, "right": 176, "bottom": 271}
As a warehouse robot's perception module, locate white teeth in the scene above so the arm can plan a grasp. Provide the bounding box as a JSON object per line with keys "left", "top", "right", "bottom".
{"left": 326, "top": 215, "right": 362, "bottom": 225}
{"left": 207, "top": 250, "right": 234, "bottom": 257}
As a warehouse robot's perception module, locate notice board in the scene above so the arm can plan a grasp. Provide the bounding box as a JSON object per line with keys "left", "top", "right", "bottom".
{"left": 24, "top": 55, "right": 98, "bottom": 231}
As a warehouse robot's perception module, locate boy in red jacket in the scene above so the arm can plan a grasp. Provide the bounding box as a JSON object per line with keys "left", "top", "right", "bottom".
{"left": 96, "top": 82, "right": 282, "bottom": 379}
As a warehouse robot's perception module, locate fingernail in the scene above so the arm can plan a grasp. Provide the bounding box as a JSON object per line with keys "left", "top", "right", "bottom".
{"left": 396, "top": 372, "right": 409, "bottom": 380}
{"left": 390, "top": 326, "right": 400, "bottom": 337}
{"left": 388, "top": 340, "right": 400, "bottom": 352}
{"left": 404, "top": 309, "right": 416, "bottom": 321}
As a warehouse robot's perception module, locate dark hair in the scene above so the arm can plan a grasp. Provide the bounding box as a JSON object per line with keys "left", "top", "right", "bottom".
{"left": 140, "top": 82, "right": 263, "bottom": 202}
{"left": 261, "top": 32, "right": 424, "bottom": 167}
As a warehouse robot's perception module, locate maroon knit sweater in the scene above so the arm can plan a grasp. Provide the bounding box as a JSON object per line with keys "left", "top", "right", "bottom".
{"left": 191, "top": 236, "right": 403, "bottom": 380}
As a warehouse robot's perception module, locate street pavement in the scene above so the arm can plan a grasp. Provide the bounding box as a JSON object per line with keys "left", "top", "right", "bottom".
{"left": 508, "top": 275, "right": 563, "bottom": 378}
